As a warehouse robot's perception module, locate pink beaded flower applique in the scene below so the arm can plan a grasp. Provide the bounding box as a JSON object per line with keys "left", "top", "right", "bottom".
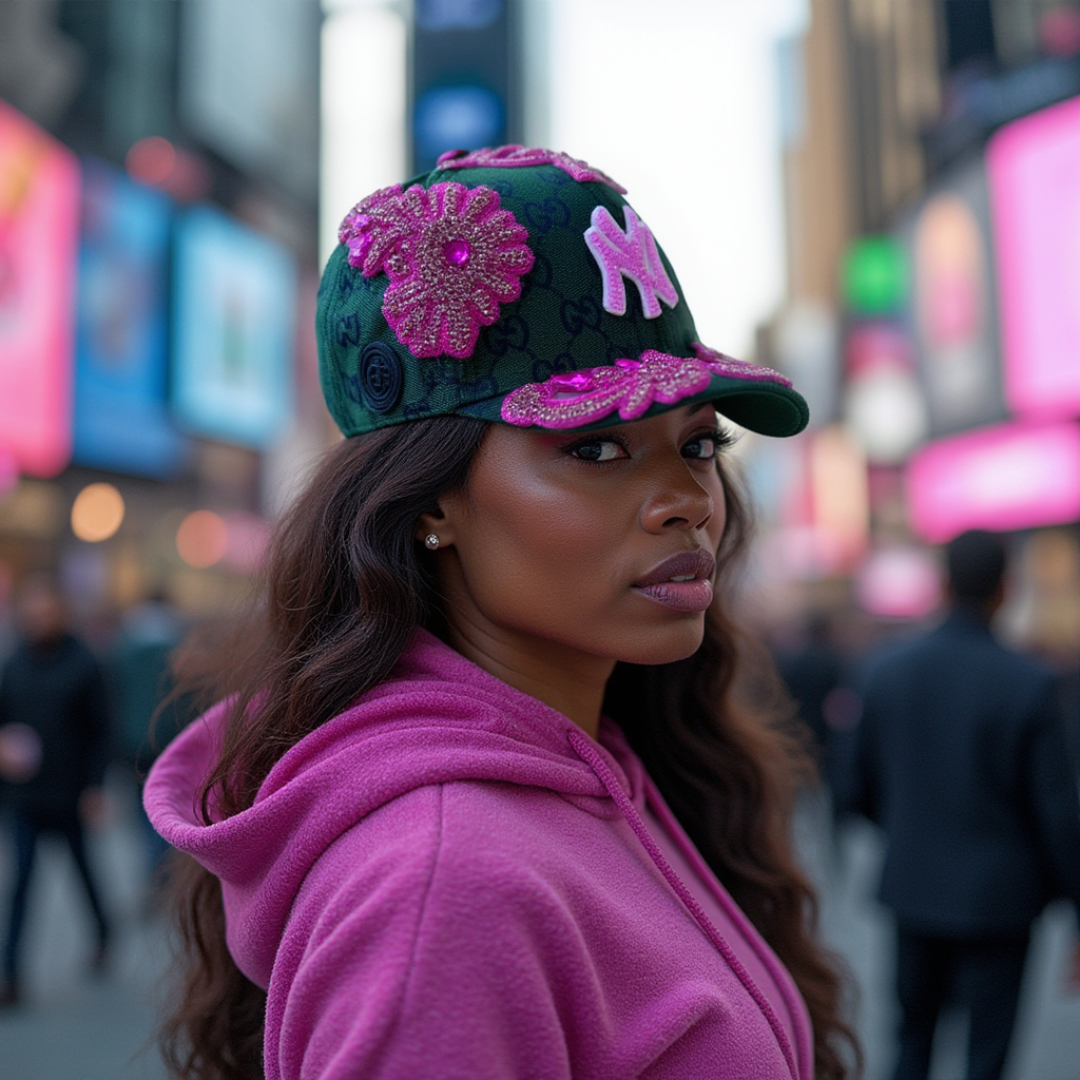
{"left": 500, "top": 344, "right": 792, "bottom": 430}
{"left": 338, "top": 181, "right": 534, "bottom": 359}
{"left": 436, "top": 145, "right": 627, "bottom": 194}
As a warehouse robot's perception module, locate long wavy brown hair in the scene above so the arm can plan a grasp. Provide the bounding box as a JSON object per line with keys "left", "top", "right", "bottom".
{"left": 159, "top": 415, "right": 860, "bottom": 1080}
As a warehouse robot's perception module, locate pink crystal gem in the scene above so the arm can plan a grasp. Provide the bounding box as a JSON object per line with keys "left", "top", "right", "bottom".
{"left": 444, "top": 238, "right": 471, "bottom": 266}
{"left": 551, "top": 372, "right": 595, "bottom": 392}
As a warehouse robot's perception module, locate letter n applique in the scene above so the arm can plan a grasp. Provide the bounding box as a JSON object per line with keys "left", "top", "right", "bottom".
{"left": 583, "top": 205, "right": 679, "bottom": 319}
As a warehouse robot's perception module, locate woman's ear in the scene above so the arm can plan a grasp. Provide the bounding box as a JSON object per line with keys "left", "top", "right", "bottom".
{"left": 414, "top": 494, "right": 462, "bottom": 549}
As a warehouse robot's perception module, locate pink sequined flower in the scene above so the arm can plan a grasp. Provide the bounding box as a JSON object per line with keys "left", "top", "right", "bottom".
{"left": 338, "top": 184, "right": 412, "bottom": 276}
{"left": 338, "top": 181, "right": 534, "bottom": 359}
{"left": 501, "top": 345, "right": 792, "bottom": 429}
{"left": 436, "top": 145, "right": 628, "bottom": 194}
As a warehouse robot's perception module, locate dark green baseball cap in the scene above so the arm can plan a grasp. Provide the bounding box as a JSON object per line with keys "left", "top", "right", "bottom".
{"left": 317, "top": 146, "right": 808, "bottom": 438}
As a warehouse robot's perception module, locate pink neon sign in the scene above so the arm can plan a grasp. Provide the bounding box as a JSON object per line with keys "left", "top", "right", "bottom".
{"left": 987, "top": 95, "right": 1080, "bottom": 419}
{"left": 906, "top": 420, "right": 1080, "bottom": 542}
{"left": 0, "top": 102, "right": 80, "bottom": 477}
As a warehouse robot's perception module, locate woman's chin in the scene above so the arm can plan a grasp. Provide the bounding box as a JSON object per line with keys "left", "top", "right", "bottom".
{"left": 613, "top": 618, "right": 707, "bottom": 667}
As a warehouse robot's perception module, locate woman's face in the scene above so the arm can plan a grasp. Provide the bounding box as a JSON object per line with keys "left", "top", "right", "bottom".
{"left": 430, "top": 402, "right": 730, "bottom": 671}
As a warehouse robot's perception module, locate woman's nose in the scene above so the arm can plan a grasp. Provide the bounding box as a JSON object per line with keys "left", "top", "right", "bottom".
{"left": 639, "top": 461, "right": 715, "bottom": 534}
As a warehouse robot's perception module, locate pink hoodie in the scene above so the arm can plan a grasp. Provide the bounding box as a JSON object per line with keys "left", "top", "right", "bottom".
{"left": 145, "top": 629, "right": 814, "bottom": 1080}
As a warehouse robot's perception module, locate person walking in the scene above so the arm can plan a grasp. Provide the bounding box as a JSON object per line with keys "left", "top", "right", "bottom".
{"left": 771, "top": 609, "right": 845, "bottom": 786}
{"left": 0, "top": 574, "right": 113, "bottom": 1006}
{"left": 109, "top": 588, "right": 189, "bottom": 889}
{"left": 836, "top": 529, "right": 1080, "bottom": 1080}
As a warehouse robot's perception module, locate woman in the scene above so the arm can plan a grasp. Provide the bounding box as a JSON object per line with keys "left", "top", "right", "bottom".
{"left": 147, "top": 146, "right": 858, "bottom": 1080}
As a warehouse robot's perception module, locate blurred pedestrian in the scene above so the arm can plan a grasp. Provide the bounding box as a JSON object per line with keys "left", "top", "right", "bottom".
{"left": 836, "top": 529, "right": 1080, "bottom": 1080}
{"left": 0, "top": 573, "right": 113, "bottom": 1007}
{"left": 771, "top": 609, "right": 851, "bottom": 881}
{"left": 772, "top": 608, "right": 845, "bottom": 781}
{"left": 109, "top": 587, "right": 189, "bottom": 887}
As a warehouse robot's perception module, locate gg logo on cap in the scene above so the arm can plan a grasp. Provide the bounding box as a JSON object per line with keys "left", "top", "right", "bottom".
{"left": 360, "top": 342, "right": 403, "bottom": 413}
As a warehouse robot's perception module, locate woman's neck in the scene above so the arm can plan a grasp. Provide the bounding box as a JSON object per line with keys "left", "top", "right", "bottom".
{"left": 444, "top": 620, "right": 612, "bottom": 740}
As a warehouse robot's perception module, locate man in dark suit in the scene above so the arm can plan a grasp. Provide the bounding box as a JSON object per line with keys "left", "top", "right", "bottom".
{"left": 837, "top": 529, "right": 1080, "bottom": 1080}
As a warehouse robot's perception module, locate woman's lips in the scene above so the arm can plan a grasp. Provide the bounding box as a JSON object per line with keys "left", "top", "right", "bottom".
{"left": 635, "top": 578, "right": 714, "bottom": 612}
{"left": 632, "top": 550, "right": 716, "bottom": 613}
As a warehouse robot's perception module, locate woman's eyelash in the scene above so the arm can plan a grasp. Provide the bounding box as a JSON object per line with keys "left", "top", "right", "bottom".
{"left": 708, "top": 426, "right": 738, "bottom": 451}
{"left": 684, "top": 426, "right": 737, "bottom": 458}
{"left": 562, "top": 434, "right": 629, "bottom": 461}
{"left": 561, "top": 425, "right": 737, "bottom": 461}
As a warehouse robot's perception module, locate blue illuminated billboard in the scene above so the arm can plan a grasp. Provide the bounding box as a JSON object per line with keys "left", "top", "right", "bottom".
{"left": 73, "top": 160, "right": 190, "bottom": 476}
{"left": 171, "top": 206, "right": 296, "bottom": 448}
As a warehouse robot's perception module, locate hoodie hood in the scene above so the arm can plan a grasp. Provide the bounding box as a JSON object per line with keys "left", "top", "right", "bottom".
{"left": 144, "top": 628, "right": 630, "bottom": 988}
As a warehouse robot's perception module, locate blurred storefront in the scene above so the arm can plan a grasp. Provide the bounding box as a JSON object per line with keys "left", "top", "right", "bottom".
{"left": 757, "top": 0, "right": 1080, "bottom": 664}
{"left": 0, "top": 1, "right": 331, "bottom": 627}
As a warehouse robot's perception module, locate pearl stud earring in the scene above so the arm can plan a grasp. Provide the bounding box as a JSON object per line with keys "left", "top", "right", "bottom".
{"left": 424, "top": 534, "right": 440, "bottom": 551}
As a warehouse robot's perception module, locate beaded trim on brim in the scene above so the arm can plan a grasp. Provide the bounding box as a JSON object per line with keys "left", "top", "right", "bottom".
{"left": 457, "top": 344, "right": 809, "bottom": 437}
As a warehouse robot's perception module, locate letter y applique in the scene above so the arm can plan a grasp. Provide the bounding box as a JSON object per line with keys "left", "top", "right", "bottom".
{"left": 584, "top": 205, "right": 679, "bottom": 319}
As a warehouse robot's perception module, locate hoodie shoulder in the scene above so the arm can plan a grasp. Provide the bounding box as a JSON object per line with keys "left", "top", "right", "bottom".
{"left": 268, "top": 777, "right": 609, "bottom": 1080}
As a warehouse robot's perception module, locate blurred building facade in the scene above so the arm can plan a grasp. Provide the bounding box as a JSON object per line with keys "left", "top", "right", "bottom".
{"left": 1, "top": 0, "right": 812, "bottom": 636}
{"left": 0, "top": 0, "right": 330, "bottom": 628}
{"left": 759, "top": 0, "right": 1080, "bottom": 667}
{"left": 5, "top": 0, "right": 1078, "bottom": 664}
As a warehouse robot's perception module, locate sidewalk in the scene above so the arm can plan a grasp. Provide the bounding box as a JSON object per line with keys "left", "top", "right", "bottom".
{"left": 0, "top": 770, "right": 171, "bottom": 1080}
{"left": 801, "top": 796, "right": 1080, "bottom": 1080}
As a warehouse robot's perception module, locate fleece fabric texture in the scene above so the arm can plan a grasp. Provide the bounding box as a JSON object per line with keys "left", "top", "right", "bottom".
{"left": 145, "top": 629, "right": 814, "bottom": 1080}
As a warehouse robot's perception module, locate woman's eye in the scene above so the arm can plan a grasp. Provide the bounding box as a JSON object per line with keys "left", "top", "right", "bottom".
{"left": 570, "top": 439, "right": 628, "bottom": 462}
{"left": 683, "top": 427, "right": 735, "bottom": 461}
{"left": 683, "top": 435, "right": 720, "bottom": 460}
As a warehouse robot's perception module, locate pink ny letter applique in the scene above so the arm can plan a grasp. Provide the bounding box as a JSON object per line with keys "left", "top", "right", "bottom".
{"left": 584, "top": 205, "right": 679, "bottom": 319}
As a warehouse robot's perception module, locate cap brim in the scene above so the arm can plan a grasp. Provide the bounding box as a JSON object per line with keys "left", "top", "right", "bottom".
{"left": 459, "top": 362, "right": 810, "bottom": 438}
{"left": 686, "top": 373, "right": 809, "bottom": 437}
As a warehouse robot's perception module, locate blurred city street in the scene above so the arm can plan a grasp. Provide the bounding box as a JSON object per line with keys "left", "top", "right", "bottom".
{"left": 0, "top": 770, "right": 171, "bottom": 1080}
{"left": 1, "top": 778, "right": 1077, "bottom": 1080}
{"left": 1, "top": 2, "right": 1080, "bottom": 1079}
{"left": 804, "top": 802, "right": 1080, "bottom": 1080}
